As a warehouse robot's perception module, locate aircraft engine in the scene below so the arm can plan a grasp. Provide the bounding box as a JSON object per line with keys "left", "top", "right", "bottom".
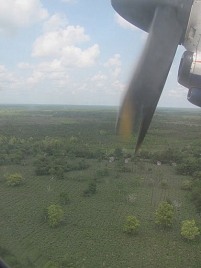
{"left": 178, "top": 51, "right": 201, "bottom": 107}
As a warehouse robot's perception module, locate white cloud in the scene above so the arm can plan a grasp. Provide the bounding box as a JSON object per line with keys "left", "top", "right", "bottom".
{"left": 0, "top": 65, "right": 16, "bottom": 88}
{"left": 104, "top": 54, "right": 121, "bottom": 67}
{"left": 114, "top": 13, "right": 137, "bottom": 31}
{"left": 43, "top": 14, "right": 68, "bottom": 32}
{"left": 85, "top": 53, "right": 125, "bottom": 99}
{"left": 32, "top": 13, "right": 100, "bottom": 68}
{"left": 168, "top": 85, "right": 187, "bottom": 99}
{"left": 32, "top": 24, "right": 90, "bottom": 57}
{"left": 17, "top": 62, "right": 32, "bottom": 69}
{"left": 0, "top": 0, "right": 48, "bottom": 36}
{"left": 91, "top": 72, "right": 107, "bottom": 82}
{"left": 61, "top": 44, "right": 100, "bottom": 68}
{"left": 104, "top": 54, "right": 121, "bottom": 79}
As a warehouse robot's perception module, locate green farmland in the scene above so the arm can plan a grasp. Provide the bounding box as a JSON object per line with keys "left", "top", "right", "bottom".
{"left": 0, "top": 105, "right": 201, "bottom": 267}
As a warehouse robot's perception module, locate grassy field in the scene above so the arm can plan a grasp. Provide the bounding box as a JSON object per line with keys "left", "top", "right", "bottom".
{"left": 0, "top": 105, "right": 200, "bottom": 267}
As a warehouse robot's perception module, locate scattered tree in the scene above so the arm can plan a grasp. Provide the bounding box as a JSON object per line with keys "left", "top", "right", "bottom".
{"left": 155, "top": 202, "right": 174, "bottom": 228}
{"left": 47, "top": 205, "right": 64, "bottom": 228}
{"left": 181, "top": 220, "right": 200, "bottom": 241}
{"left": 123, "top": 216, "right": 140, "bottom": 235}
{"left": 6, "top": 173, "right": 24, "bottom": 186}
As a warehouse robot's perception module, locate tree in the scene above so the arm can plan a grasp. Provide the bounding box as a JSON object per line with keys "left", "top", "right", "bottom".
{"left": 181, "top": 220, "right": 200, "bottom": 240}
{"left": 123, "top": 216, "right": 140, "bottom": 234}
{"left": 47, "top": 205, "right": 64, "bottom": 228}
{"left": 6, "top": 173, "right": 24, "bottom": 186}
{"left": 155, "top": 202, "right": 174, "bottom": 228}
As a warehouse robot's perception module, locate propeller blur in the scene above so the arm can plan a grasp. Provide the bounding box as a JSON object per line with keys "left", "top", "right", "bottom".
{"left": 111, "top": 0, "right": 201, "bottom": 153}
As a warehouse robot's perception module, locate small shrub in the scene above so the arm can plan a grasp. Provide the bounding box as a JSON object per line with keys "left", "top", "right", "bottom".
{"left": 181, "top": 180, "right": 192, "bottom": 190}
{"left": 83, "top": 189, "right": 92, "bottom": 197}
{"left": 166, "top": 197, "right": 172, "bottom": 205}
{"left": 190, "top": 181, "right": 201, "bottom": 212}
{"left": 123, "top": 216, "right": 140, "bottom": 235}
{"left": 47, "top": 205, "right": 64, "bottom": 228}
{"left": 88, "top": 180, "right": 97, "bottom": 194}
{"left": 59, "top": 254, "right": 75, "bottom": 268}
{"left": 83, "top": 180, "right": 97, "bottom": 196}
{"left": 160, "top": 179, "right": 168, "bottom": 188}
{"left": 155, "top": 202, "right": 174, "bottom": 228}
{"left": 43, "top": 260, "right": 59, "bottom": 268}
{"left": 96, "top": 167, "right": 109, "bottom": 178}
{"left": 59, "top": 192, "right": 69, "bottom": 205}
{"left": 181, "top": 220, "right": 200, "bottom": 241}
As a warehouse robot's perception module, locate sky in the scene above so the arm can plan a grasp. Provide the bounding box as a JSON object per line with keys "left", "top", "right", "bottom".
{"left": 0, "top": 0, "right": 195, "bottom": 108}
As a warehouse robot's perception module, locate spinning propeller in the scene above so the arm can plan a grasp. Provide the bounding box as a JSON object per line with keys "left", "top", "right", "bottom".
{"left": 111, "top": 0, "right": 194, "bottom": 153}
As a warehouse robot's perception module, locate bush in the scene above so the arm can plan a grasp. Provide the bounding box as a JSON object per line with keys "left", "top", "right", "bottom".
{"left": 176, "top": 157, "right": 200, "bottom": 176}
{"left": 96, "top": 167, "right": 109, "bottom": 178}
{"left": 114, "top": 147, "right": 123, "bottom": 158}
{"left": 83, "top": 180, "right": 97, "bottom": 196}
{"left": 47, "top": 205, "right": 64, "bottom": 228}
{"left": 181, "top": 220, "right": 200, "bottom": 240}
{"left": 181, "top": 179, "right": 192, "bottom": 190}
{"left": 6, "top": 173, "right": 24, "bottom": 186}
{"left": 191, "top": 181, "right": 201, "bottom": 212}
{"left": 59, "top": 192, "right": 69, "bottom": 205}
{"left": 123, "top": 216, "right": 140, "bottom": 235}
{"left": 43, "top": 261, "right": 59, "bottom": 268}
{"left": 160, "top": 179, "right": 168, "bottom": 188}
{"left": 155, "top": 202, "right": 174, "bottom": 228}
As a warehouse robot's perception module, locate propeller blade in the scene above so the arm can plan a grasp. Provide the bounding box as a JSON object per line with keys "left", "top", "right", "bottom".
{"left": 116, "top": 6, "right": 184, "bottom": 153}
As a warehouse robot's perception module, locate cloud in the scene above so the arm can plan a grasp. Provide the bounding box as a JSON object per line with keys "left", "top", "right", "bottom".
{"left": 32, "top": 25, "right": 89, "bottom": 57}
{"left": 43, "top": 13, "right": 68, "bottom": 32}
{"left": 114, "top": 13, "right": 137, "bottom": 31}
{"left": 32, "top": 13, "right": 100, "bottom": 68}
{"left": 104, "top": 54, "right": 121, "bottom": 79}
{"left": 86, "top": 54, "right": 125, "bottom": 98}
{"left": 0, "top": 65, "right": 17, "bottom": 88}
{"left": 61, "top": 44, "right": 100, "bottom": 68}
{"left": 0, "top": 0, "right": 48, "bottom": 36}
{"left": 91, "top": 72, "right": 107, "bottom": 82}
{"left": 168, "top": 85, "right": 188, "bottom": 99}
{"left": 32, "top": 17, "right": 90, "bottom": 57}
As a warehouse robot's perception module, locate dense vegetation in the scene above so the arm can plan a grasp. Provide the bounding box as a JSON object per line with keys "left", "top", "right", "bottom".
{"left": 0, "top": 105, "right": 201, "bottom": 267}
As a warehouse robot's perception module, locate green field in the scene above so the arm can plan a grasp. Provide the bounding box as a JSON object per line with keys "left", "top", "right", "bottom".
{"left": 0, "top": 105, "right": 201, "bottom": 267}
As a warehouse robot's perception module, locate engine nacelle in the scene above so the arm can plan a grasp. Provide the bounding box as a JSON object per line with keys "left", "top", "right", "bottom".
{"left": 178, "top": 51, "right": 201, "bottom": 107}
{"left": 187, "top": 88, "right": 201, "bottom": 107}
